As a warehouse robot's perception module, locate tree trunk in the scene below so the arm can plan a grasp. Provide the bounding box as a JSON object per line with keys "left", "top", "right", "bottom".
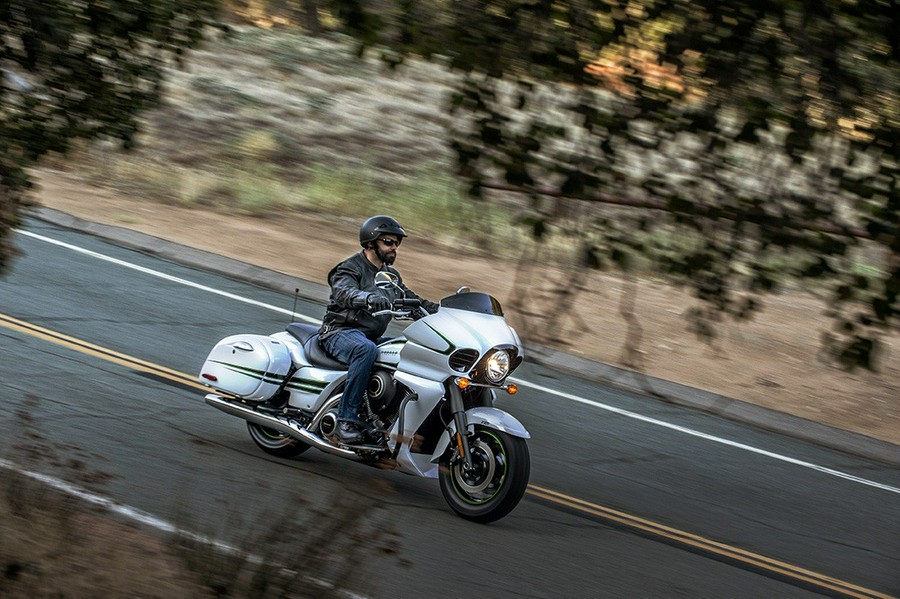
{"left": 302, "top": 0, "right": 321, "bottom": 36}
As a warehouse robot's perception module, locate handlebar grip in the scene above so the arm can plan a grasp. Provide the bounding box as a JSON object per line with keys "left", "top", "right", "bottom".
{"left": 393, "top": 298, "right": 422, "bottom": 308}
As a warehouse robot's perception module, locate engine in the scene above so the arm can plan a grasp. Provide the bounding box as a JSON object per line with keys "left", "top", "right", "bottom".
{"left": 365, "top": 369, "right": 400, "bottom": 417}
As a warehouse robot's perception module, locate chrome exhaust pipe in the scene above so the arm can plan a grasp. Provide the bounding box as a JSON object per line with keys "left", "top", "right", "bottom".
{"left": 205, "top": 394, "right": 361, "bottom": 460}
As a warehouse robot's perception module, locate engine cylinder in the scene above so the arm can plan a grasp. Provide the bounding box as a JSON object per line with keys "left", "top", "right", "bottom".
{"left": 366, "top": 370, "right": 398, "bottom": 415}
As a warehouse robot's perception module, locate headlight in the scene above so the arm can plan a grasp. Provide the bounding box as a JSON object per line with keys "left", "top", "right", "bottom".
{"left": 485, "top": 350, "right": 510, "bottom": 383}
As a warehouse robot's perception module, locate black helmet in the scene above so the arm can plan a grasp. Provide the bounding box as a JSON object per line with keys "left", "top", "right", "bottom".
{"left": 359, "top": 215, "right": 407, "bottom": 247}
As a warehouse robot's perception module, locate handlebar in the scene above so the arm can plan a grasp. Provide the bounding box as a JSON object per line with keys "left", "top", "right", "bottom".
{"left": 393, "top": 298, "right": 422, "bottom": 308}
{"left": 372, "top": 298, "right": 424, "bottom": 319}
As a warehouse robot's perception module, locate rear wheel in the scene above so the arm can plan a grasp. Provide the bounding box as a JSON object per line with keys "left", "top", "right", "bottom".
{"left": 438, "top": 426, "right": 530, "bottom": 523}
{"left": 247, "top": 422, "right": 310, "bottom": 458}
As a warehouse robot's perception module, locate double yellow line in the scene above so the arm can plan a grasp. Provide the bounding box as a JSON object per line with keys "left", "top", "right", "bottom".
{"left": 527, "top": 485, "right": 891, "bottom": 598}
{"left": 0, "top": 312, "right": 206, "bottom": 392}
{"left": 0, "top": 311, "right": 892, "bottom": 599}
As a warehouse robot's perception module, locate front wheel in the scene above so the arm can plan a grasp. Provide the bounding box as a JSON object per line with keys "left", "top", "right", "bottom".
{"left": 247, "top": 422, "right": 310, "bottom": 458}
{"left": 438, "top": 426, "right": 530, "bottom": 523}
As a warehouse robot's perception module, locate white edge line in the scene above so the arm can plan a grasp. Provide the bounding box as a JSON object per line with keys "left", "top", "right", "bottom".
{"left": 0, "top": 457, "right": 368, "bottom": 598}
{"left": 510, "top": 379, "right": 900, "bottom": 495}
{"left": 16, "top": 229, "right": 319, "bottom": 325}
{"left": 15, "top": 228, "right": 900, "bottom": 495}
{"left": 0, "top": 456, "right": 248, "bottom": 558}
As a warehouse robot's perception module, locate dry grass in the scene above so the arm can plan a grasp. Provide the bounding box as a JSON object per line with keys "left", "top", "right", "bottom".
{"left": 0, "top": 394, "right": 213, "bottom": 598}
{"left": 0, "top": 468, "right": 213, "bottom": 598}
{"left": 0, "top": 464, "right": 402, "bottom": 599}
{"left": 77, "top": 28, "right": 455, "bottom": 200}
{"left": 67, "top": 25, "right": 887, "bottom": 275}
{"left": 68, "top": 25, "right": 528, "bottom": 253}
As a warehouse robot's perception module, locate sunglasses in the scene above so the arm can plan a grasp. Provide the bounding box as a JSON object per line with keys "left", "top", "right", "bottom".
{"left": 378, "top": 238, "right": 401, "bottom": 247}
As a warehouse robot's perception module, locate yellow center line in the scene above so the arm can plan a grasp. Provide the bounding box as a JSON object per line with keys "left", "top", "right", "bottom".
{"left": 526, "top": 485, "right": 891, "bottom": 599}
{"left": 0, "top": 312, "right": 891, "bottom": 599}
{"left": 0, "top": 312, "right": 208, "bottom": 392}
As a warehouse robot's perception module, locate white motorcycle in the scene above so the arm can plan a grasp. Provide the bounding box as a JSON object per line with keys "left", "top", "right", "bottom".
{"left": 199, "top": 272, "right": 531, "bottom": 523}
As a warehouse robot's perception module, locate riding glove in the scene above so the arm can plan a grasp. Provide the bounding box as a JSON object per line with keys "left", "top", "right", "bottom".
{"left": 366, "top": 293, "right": 392, "bottom": 312}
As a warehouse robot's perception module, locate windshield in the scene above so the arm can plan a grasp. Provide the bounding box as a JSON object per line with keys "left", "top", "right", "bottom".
{"left": 439, "top": 292, "right": 504, "bottom": 316}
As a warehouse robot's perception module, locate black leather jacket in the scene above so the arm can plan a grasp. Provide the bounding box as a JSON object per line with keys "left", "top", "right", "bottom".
{"left": 319, "top": 251, "right": 439, "bottom": 341}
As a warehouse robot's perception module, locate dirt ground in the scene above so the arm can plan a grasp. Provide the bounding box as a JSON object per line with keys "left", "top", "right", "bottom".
{"left": 0, "top": 504, "right": 212, "bottom": 598}
{"left": 29, "top": 169, "right": 900, "bottom": 445}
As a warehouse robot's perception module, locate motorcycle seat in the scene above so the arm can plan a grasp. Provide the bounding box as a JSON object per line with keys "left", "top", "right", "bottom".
{"left": 303, "top": 335, "right": 347, "bottom": 369}
{"left": 284, "top": 322, "right": 347, "bottom": 370}
{"left": 286, "top": 322, "right": 319, "bottom": 344}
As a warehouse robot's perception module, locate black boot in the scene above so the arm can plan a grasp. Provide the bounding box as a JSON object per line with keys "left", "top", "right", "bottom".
{"left": 335, "top": 421, "right": 364, "bottom": 444}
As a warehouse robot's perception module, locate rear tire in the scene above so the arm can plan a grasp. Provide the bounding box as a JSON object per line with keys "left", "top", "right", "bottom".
{"left": 247, "top": 422, "right": 310, "bottom": 458}
{"left": 438, "top": 426, "right": 530, "bottom": 523}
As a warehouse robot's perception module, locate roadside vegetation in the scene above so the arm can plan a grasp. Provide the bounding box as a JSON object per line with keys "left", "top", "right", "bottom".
{"left": 6, "top": 2, "right": 896, "bottom": 369}
{"left": 0, "top": 463, "right": 405, "bottom": 598}
{"left": 68, "top": 27, "right": 522, "bottom": 254}
{"left": 0, "top": 466, "right": 212, "bottom": 598}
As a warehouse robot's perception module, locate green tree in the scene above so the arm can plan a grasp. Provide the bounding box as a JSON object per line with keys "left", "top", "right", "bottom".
{"left": 329, "top": 0, "right": 898, "bottom": 369}
{"left": 0, "top": 0, "right": 221, "bottom": 272}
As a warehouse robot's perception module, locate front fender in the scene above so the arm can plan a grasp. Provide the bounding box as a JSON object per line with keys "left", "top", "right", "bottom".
{"left": 430, "top": 407, "right": 530, "bottom": 463}
{"left": 464, "top": 407, "right": 531, "bottom": 439}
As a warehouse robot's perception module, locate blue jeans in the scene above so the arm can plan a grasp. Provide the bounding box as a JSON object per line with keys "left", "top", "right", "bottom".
{"left": 320, "top": 329, "right": 381, "bottom": 423}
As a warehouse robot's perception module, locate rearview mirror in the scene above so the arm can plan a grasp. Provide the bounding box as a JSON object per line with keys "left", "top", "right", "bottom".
{"left": 375, "top": 271, "right": 400, "bottom": 289}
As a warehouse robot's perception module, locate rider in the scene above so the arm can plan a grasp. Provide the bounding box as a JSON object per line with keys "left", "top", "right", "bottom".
{"left": 319, "top": 215, "right": 439, "bottom": 444}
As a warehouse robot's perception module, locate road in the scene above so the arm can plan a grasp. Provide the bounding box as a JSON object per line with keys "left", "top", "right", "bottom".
{"left": 1, "top": 218, "right": 898, "bottom": 598}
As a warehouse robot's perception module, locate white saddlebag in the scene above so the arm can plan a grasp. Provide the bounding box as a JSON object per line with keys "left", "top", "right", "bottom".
{"left": 199, "top": 334, "right": 291, "bottom": 401}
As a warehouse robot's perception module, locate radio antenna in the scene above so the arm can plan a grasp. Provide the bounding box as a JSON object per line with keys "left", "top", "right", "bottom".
{"left": 291, "top": 288, "right": 299, "bottom": 323}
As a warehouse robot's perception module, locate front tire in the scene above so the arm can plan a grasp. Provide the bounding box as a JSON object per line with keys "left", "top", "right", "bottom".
{"left": 438, "top": 426, "right": 530, "bottom": 523}
{"left": 247, "top": 422, "right": 310, "bottom": 458}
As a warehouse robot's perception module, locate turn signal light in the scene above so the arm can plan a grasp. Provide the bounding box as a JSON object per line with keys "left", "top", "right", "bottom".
{"left": 455, "top": 377, "right": 471, "bottom": 390}
{"left": 202, "top": 373, "right": 218, "bottom": 382}
{"left": 506, "top": 384, "right": 518, "bottom": 395}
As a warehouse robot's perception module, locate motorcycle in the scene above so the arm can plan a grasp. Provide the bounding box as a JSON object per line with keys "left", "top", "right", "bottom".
{"left": 199, "top": 272, "right": 531, "bottom": 523}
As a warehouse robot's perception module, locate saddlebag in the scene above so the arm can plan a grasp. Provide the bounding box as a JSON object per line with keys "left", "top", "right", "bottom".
{"left": 198, "top": 334, "right": 292, "bottom": 401}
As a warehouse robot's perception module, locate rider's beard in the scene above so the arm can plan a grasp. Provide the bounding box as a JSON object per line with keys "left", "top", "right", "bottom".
{"left": 376, "top": 246, "right": 397, "bottom": 265}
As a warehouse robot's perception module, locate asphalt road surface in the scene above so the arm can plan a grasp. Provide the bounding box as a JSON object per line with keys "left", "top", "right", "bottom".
{"left": 1, "top": 219, "right": 898, "bottom": 598}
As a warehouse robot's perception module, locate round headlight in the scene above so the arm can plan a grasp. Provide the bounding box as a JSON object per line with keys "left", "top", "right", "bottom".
{"left": 485, "top": 350, "right": 510, "bottom": 383}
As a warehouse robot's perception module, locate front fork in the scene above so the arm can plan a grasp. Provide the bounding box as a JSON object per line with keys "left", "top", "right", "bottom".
{"left": 449, "top": 385, "right": 474, "bottom": 470}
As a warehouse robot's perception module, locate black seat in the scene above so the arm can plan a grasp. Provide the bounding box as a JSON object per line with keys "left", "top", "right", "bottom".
{"left": 285, "top": 323, "right": 346, "bottom": 369}
{"left": 303, "top": 335, "right": 347, "bottom": 369}
{"left": 286, "top": 322, "right": 319, "bottom": 344}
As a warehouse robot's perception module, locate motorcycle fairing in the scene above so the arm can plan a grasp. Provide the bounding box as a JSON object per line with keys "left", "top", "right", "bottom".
{"left": 404, "top": 308, "right": 522, "bottom": 356}
{"left": 390, "top": 370, "right": 446, "bottom": 478}
{"left": 375, "top": 339, "right": 405, "bottom": 369}
{"left": 285, "top": 367, "right": 345, "bottom": 410}
{"left": 399, "top": 307, "right": 525, "bottom": 381}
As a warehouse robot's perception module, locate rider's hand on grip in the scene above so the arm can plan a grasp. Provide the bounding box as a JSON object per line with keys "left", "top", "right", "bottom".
{"left": 366, "top": 293, "right": 391, "bottom": 313}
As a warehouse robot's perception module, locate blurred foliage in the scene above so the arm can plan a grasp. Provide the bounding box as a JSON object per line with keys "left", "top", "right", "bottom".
{"left": 0, "top": 0, "right": 221, "bottom": 273}
{"left": 323, "top": 0, "right": 898, "bottom": 370}
{"left": 2, "top": 0, "right": 897, "bottom": 369}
